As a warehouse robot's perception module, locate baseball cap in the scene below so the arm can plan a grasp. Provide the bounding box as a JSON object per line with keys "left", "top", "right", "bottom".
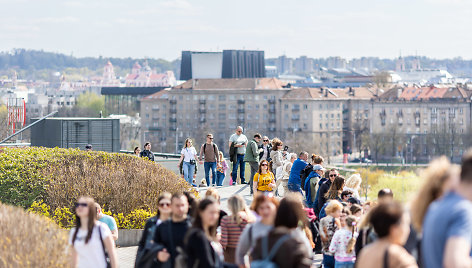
{"left": 313, "top": 164, "right": 325, "bottom": 171}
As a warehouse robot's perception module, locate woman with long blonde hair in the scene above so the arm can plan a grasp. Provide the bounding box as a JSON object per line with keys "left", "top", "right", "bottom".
{"left": 344, "top": 173, "right": 362, "bottom": 199}
{"left": 178, "top": 138, "right": 199, "bottom": 184}
{"left": 220, "top": 194, "right": 254, "bottom": 264}
{"left": 410, "top": 156, "right": 459, "bottom": 232}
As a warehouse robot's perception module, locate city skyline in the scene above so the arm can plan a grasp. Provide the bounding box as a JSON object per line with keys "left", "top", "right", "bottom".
{"left": 1, "top": 0, "right": 472, "bottom": 60}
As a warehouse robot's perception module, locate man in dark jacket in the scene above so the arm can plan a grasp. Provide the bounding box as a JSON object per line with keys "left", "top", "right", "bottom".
{"left": 154, "top": 193, "right": 191, "bottom": 267}
{"left": 244, "top": 133, "right": 262, "bottom": 194}
{"left": 140, "top": 142, "right": 155, "bottom": 161}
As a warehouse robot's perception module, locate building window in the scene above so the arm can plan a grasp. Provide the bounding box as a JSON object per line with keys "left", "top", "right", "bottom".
{"left": 320, "top": 123, "right": 323, "bottom": 129}
{"left": 459, "top": 108, "right": 463, "bottom": 114}
{"left": 319, "top": 104, "right": 323, "bottom": 109}
{"left": 218, "top": 95, "right": 226, "bottom": 101}
{"left": 219, "top": 113, "right": 226, "bottom": 120}
{"left": 229, "top": 95, "right": 236, "bottom": 100}
{"left": 303, "top": 104, "right": 308, "bottom": 110}
{"left": 247, "top": 105, "right": 252, "bottom": 110}
{"left": 255, "top": 104, "right": 260, "bottom": 110}
{"left": 284, "top": 104, "right": 289, "bottom": 109}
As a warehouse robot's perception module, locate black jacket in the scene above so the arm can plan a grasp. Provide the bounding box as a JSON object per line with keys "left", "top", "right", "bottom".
{"left": 184, "top": 228, "right": 221, "bottom": 268}
{"left": 153, "top": 219, "right": 191, "bottom": 268}
{"left": 317, "top": 179, "right": 332, "bottom": 212}
{"left": 140, "top": 150, "right": 155, "bottom": 161}
{"left": 258, "top": 144, "right": 272, "bottom": 161}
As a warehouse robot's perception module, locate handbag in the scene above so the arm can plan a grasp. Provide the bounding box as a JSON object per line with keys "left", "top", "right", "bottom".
{"left": 98, "top": 225, "right": 111, "bottom": 268}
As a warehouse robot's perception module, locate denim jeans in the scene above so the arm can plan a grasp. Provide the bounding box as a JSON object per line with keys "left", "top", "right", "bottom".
{"left": 323, "top": 254, "right": 335, "bottom": 268}
{"left": 287, "top": 183, "right": 303, "bottom": 195}
{"left": 231, "top": 154, "right": 245, "bottom": 184}
{"left": 182, "top": 161, "right": 195, "bottom": 184}
{"left": 247, "top": 161, "right": 259, "bottom": 194}
{"left": 216, "top": 171, "right": 225, "bottom": 186}
{"left": 335, "top": 260, "right": 355, "bottom": 268}
{"left": 204, "top": 162, "right": 217, "bottom": 186}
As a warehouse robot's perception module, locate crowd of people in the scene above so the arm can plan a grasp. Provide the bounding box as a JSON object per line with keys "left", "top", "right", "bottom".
{"left": 71, "top": 127, "right": 472, "bottom": 268}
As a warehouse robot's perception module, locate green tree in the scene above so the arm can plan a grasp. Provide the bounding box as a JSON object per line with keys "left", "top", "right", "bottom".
{"left": 76, "top": 92, "right": 105, "bottom": 116}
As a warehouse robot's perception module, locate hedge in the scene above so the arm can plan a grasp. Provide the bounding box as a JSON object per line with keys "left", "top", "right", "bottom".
{"left": 0, "top": 147, "right": 195, "bottom": 228}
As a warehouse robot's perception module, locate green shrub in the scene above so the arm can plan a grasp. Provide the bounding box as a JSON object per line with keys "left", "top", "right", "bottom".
{"left": 0, "top": 147, "right": 195, "bottom": 214}
{"left": 1, "top": 147, "right": 196, "bottom": 229}
{"left": 0, "top": 202, "right": 70, "bottom": 267}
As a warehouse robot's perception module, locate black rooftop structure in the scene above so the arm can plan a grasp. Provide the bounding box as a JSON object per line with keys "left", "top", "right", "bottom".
{"left": 101, "top": 87, "right": 166, "bottom": 96}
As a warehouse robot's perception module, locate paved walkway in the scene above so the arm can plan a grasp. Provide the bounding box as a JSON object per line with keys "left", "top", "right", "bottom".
{"left": 117, "top": 183, "right": 322, "bottom": 267}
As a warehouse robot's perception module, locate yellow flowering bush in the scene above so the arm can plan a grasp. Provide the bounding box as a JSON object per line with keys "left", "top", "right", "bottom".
{"left": 1, "top": 147, "right": 197, "bottom": 229}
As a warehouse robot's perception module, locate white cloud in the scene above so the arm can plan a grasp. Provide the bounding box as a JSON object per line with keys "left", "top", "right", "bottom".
{"left": 35, "top": 16, "right": 79, "bottom": 24}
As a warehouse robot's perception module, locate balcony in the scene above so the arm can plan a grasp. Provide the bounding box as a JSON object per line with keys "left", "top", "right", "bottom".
{"left": 268, "top": 99, "right": 276, "bottom": 104}
{"left": 152, "top": 107, "right": 159, "bottom": 111}
{"left": 269, "top": 107, "right": 276, "bottom": 113}
{"left": 170, "top": 108, "right": 177, "bottom": 113}
{"left": 292, "top": 107, "right": 300, "bottom": 112}
{"left": 169, "top": 118, "right": 177, "bottom": 123}
{"left": 269, "top": 118, "right": 276, "bottom": 123}
{"left": 269, "top": 127, "right": 276, "bottom": 132}
{"left": 169, "top": 126, "right": 177, "bottom": 131}
{"left": 292, "top": 116, "right": 300, "bottom": 121}
{"left": 199, "top": 108, "right": 206, "bottom": 113}
{"left": 199, "top": 118, "right": 206, "bottom": 123}
{"left": 149, "top": 126, "right": 161, "bottom": 131}
{"left": 237, "top": 108, "right": 245, "bottom": 113}
{"left": 199, "top": 100, "right": 206, "bottom": 105}
{"left": 237, "top": 118, "right": 245, "bottom": 124}
{"left": 170, "top": 100, "right": 177, "bottom": 104}
{"left": 237, "top": 99, "right": 245, "bottom": 104}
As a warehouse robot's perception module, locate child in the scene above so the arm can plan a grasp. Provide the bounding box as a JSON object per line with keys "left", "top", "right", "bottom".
{"left": 217, "top": 151, "right": 228, "bottom": 186}
{"left": 319, "top": 200, "right": 343, "bottom": 268}
{"left": 329, "top": 216, "right": 358, "bottom": 268}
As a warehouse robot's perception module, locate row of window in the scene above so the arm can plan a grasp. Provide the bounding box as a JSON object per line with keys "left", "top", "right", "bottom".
{"left": 170, "top": 94, "right": 277, "bottom": 101}
{"left": 284, "top": 103, "right": 342, "bottom": 110}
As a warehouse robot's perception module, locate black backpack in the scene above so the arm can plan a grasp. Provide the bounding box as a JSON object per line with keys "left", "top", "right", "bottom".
{"left": 300, "top": 164, "right": 313, "bottom": 188}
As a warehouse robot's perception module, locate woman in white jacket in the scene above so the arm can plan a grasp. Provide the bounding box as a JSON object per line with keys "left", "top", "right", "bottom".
{"left": 269, "top": 138, "right": 284, "bottom": 176}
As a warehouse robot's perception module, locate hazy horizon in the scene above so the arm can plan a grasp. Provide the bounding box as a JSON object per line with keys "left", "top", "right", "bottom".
{"left": 1, "top": 0, "right": 471, "bottom": 61}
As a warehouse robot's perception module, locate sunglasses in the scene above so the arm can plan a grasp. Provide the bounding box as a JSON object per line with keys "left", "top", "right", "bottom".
{"left": 329, "top": 174, "right": 337, "bottom": 177}
{"left": 208, "top": 137, "right": 214, "bottom": 140}
{"left": 75, "top": 202, "right": 88, "bottom": 208}
{"left": 159, "top": 203, "right": 171, "bottom": 207}
{"left": 261, "top": 163, "right": 268, "bottom": 166}
{"left": 263, "top": 140, "right": 269, "bottom": 142}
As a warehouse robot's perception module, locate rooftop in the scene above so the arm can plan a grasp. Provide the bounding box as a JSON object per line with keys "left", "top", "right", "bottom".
{"left": 281, "top": 87, "right": 376, "bottom": 100}
{"left": 173, "top": 78, "right": 288, "bottom": 90}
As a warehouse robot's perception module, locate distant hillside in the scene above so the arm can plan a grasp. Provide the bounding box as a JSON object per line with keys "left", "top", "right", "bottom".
{"left": 0, "top": 49, "right": 181, "bottom": 80}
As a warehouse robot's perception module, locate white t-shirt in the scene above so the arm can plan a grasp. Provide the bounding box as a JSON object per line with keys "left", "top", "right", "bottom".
{"left": 181, "top": 147, "right": 197, "bottom": 162}
{"left": 69, "top": 222, "right": 111, "bottom": 268}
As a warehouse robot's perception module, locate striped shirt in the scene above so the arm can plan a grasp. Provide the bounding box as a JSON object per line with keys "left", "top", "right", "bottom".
{"left": 221, "top": 215, "right": 248, "bottom": 248}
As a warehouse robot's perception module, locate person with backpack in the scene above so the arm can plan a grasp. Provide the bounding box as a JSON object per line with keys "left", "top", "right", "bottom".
{"left": 329, "top": 215, "right": 358, "bottom": 268}
{"left": 251, "top": 194, "right": 313, "bottom": 268}
{"left": 319, "top": 200, "right": 343, "bottom": 268}
{"left": 136, "top": 192, "right": 172, "bottom": 268}
{"left": 244, "top": 133, "right": 262, "bottom": 194}
{"left": 184, "top": 197, "right": 223, "bottom": 268}
{"left": 153, "top": 193, "right": 191, "bottom": 268}
{"left": 253, "top": 160, "right": 277, "bottom": 195}
{"left": 199, "top": 133, "right": 220, "bottom": 186}
{"left": 304, "top": 164, "right": 325, "bottom": 209}
{"left": 287, "top": 152, "right": 309, "bottom": 196}
{"left": 69, "top": 196, "right": 118, "bottom": 268}
{"left": 236, "top": 194, "right": 279, "bottom": 267}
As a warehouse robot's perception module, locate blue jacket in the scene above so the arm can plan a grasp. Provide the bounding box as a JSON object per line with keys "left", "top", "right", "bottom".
{"left": 288, "top": 158, "right": 308, "bottom": 186}
{"left": 304, "top": 171, "right": 321, "bottom": 208}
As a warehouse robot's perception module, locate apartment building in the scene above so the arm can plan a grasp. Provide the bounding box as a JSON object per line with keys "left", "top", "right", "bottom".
{"left": 140, "top": 78, "right": 290, "bottom": 153}
{"left": 279, "top": 87, "right": 375, "bottom": 158}
{"left": 371, "top": 86, "right": 472, "bottom": 162}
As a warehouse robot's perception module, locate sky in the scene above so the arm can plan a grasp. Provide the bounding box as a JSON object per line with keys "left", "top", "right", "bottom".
{"left": 1, "top": 0, "right": 471, "bottom": 61}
